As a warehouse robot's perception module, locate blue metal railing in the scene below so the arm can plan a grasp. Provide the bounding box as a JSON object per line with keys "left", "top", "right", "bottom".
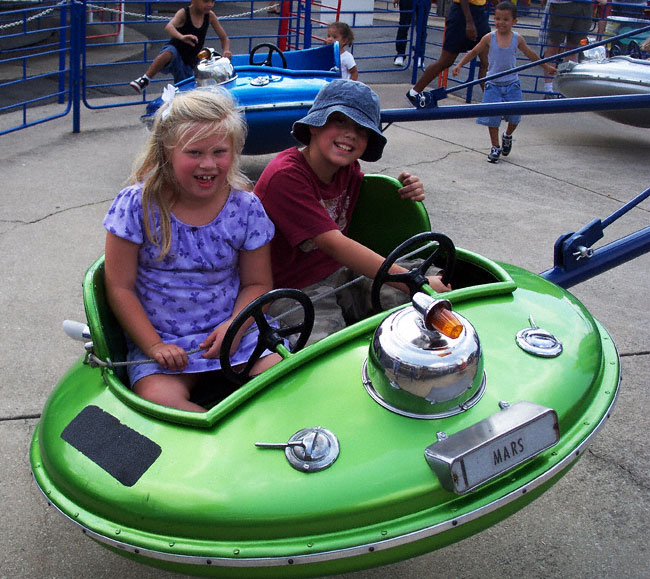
{"left": 2, "top": 0, "right": 649, "bottom": 135}
{"left": 0, "top": 0, "right": 73, "bottom": 134}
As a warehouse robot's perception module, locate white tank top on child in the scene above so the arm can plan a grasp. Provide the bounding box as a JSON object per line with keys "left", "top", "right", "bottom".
{"left": 487, "top": 31, "right": 519, "bottom": 86}
{"left": 340, "top": 51, "right": 356, "bottom": 80}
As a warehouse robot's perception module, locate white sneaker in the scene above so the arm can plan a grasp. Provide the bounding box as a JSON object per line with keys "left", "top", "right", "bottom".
{"left": 394, "top": 55, "right": 404, "bottom": 67}
{"left": 417, "top": 57, "right": 423, "bottom": 68}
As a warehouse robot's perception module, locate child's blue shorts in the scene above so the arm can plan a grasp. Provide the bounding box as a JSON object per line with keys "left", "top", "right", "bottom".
{"left": 476, "top": 81, "right": 522, "bottom": 127}
{"left": 160, "top": 44, "right": 195, "bottom": 84}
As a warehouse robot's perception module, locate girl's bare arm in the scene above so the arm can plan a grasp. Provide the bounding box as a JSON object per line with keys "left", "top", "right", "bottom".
{"left": 104, "top": 233, "right": 188, "bottom": 370}
{"left": 209, "top": 13, "right": 232, "bottom": 58}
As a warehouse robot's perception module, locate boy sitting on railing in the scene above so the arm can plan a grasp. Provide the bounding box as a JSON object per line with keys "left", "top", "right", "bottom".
{"left": 130, "top": 0, "right": 231, "bottom": 93}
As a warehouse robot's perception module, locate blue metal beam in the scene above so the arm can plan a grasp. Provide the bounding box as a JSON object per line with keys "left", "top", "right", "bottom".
{"left": 381, "top": 93, "right": 650, "bottom": 124}
{"left": 541, "top": 226, "right": 650, "bottom": 289}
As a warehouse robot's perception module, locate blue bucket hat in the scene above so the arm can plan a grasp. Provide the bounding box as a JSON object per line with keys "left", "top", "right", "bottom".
{"left": 291, "top": 79, "right": 387, "bottom": 162}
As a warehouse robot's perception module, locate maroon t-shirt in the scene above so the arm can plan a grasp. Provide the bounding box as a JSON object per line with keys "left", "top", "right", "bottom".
{"left": 254, "top": 147, "right": 364, "bottom": 289}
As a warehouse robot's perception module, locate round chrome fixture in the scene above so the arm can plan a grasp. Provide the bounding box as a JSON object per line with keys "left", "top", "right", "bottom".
{"left": 256, "top": 427, "right": 340, "bottom": 472}
{"left": 516, "top": 316, "right": 563, "bottom": 358}
{"left": 363, "top": 293, "right": 485, "bottom": 419}
{"left": 195, "top": 55, "right": 236, "bottom": 86}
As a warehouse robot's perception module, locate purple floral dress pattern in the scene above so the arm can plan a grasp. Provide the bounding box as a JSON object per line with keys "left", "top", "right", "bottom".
{"left": 103, "top": 184, "right": 275, "bottom": 385}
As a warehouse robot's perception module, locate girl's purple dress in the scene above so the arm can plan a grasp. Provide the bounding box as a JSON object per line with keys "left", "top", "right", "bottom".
{"left": 103, "top": 184, "right": 275, "bottom": 385}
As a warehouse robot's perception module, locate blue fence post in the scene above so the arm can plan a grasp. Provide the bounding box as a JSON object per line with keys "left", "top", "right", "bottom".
{"left": 303, "top": 0, "right": 312, "bottom": 49}
{"left": 58, "top": 3, "right": 67, "bottom": 104}
{"left": 466, "top": 58, "right": 477, "bottom": 103}
{"left": 293, "top": 0, "right": 302, "bottom": 49}
{"left": 70, "top": 0, "right": 83, "bottom": 133}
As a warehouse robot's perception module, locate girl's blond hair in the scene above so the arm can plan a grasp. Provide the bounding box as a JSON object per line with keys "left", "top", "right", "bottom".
{"left": 132, "top": 89, "right": 250, "bottom": 259}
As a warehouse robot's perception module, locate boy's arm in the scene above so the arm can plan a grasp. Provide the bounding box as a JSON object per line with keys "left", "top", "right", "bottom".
{"left": 518, "top": 35, "right": 557, "bottom": 75}
{"left": 209, "top": 13, "right": 232, "bottom": 58}
{"left": 452, "top": 34, "right": 489, "bottom": 76}
{"left": 459, "top": 0, "right": 478, "bottom": 42}
{"left": 164, "top": 9, "right": 191, "bottom": 42}
{"left": 314, "top": 230, "right": 450, "bottom": 294}
{"left": 396, "top": 171, "right": 425, "bottom": 201}
{"left": 348, "top": 65, "right": 359, "bottom": 81}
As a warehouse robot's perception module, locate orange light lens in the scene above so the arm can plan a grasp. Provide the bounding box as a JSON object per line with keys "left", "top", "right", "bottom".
{"left": 426, "top": 307, "right": 463, "bottom": 339}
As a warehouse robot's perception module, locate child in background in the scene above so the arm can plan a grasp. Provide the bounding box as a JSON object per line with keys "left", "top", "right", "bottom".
{"left": 326, "top": 22, "right": 359, "bottom": 80}
{"left": 103, "top": 90, "right": 278, "bottom": 412}
{"left": 255, "top": 80, "right": 450, "bottom": 344}
{"left": 452, "top": 1, "right": 557, "bottom": 163}
{"left": 130, "top": 0, "right": 231, "bottom": 93}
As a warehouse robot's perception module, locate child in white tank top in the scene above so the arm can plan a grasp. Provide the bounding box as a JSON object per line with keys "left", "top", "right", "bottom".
{"left": 452, "top": 1, "right": 557, "bottom": 163}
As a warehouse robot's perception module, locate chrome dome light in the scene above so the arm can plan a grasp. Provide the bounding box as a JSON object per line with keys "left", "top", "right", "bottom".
{"left": 363, "top": 293, "right": 485, "bottom": 419}
{"left": 195, "top": 55, "right": 236, "bottom": 87}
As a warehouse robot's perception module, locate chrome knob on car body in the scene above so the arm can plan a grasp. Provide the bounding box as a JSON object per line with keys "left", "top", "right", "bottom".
{"left": 256, "top": 427, "right": 340, "bottom": 472}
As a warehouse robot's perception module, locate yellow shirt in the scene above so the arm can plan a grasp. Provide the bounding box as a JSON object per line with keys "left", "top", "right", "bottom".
{"left": 454, "top": 0, "right": 487, "bottom": 6}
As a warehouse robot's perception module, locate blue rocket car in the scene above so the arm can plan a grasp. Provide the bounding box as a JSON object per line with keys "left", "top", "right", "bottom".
{"left": 140, "top": 42, "right": 341, "bottom": 155}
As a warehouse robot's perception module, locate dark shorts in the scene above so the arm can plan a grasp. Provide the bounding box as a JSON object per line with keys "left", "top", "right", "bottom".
{"left": 547, "top": 2, "right": 593, "bottom": 46}
{"left": 443, "top": 2, "right": 491, "bottom": 55}
{"left": 160, "top": 44, "right": 195, "bottom": 84}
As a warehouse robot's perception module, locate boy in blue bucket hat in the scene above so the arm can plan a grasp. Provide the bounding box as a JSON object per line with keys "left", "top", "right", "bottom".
{"left": 255, "top": 79, "right": 450, "bottom": 343}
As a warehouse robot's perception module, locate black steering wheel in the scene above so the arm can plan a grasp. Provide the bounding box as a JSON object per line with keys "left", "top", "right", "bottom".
{"left": 249, "top": 42, "right": 287, "bottom": 68}
{"left": 219, "top": 289, "right": 314, "bottom": 385}
{"left": 371, "top": 232, "right": 456, "bottom": 313}
{"left": 610, "top": 41, "right": 623, "bottom": 57}
{"left": 628, "top": 41, "right": 642, "bottom": 59}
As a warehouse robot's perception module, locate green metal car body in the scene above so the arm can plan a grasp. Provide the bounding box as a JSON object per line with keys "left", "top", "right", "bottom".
{"left": 30, "top": 176, "right": 620, "bottom": 578}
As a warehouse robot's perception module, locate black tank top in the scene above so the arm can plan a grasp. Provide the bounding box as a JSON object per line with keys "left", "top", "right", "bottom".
{"left": 170, "top": 6, "right": 210, "bottom": 66}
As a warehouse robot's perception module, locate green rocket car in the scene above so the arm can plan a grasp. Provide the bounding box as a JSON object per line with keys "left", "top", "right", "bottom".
{"left": 31, "top": 175, "right": 641, "bottom": 578}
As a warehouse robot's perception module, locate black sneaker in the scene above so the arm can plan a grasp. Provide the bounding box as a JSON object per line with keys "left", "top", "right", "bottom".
{"left": 405, "top": 90, "right": 435, "bottom": 109}
{"left": 405, "top": 91, "right": 419, "bottom": 108}
{"left": 130, "top": 76, "right": 149, "bottom": 93}
{"left": 501, "top": 133, "right": 513, "bottom": 157}
{"left": 487, "top": 146, "right": 501, "bottom": 163}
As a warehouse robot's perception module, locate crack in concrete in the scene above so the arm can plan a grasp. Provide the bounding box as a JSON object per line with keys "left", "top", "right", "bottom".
{"left": 0, "top": 414, "right": 40, "bottom": 422}
{"left": 586, "top": 447, "right": 650, "bottom": 494}
{"left": 0, "top": 199, "right": 111, "bottom": 228}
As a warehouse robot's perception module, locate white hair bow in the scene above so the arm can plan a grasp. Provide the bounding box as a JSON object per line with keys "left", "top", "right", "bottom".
{"left": 161, "top": 84, "right": 178, "bottom": 120}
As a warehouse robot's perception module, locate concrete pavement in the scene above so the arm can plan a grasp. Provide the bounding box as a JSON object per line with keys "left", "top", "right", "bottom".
{"left": 1, "top": 85, "right": 649, "bottom": 578}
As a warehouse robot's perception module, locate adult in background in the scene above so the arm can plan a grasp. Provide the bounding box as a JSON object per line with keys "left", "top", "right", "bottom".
{"left": 406, "top": 0, "right": 490, "bottom": 106}
{"left": 542, "top": 0, "right": 599, "bottom": 96}
{"left": 393, "top": 0, "right": 432, "bottom": 67}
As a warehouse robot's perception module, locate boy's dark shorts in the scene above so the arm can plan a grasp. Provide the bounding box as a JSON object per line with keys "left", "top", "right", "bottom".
{"left": 160, "top": 44, "right": 195, "bottom": 84}
{"left": 443, "top": 3, "right": 491, "bottom": 54}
